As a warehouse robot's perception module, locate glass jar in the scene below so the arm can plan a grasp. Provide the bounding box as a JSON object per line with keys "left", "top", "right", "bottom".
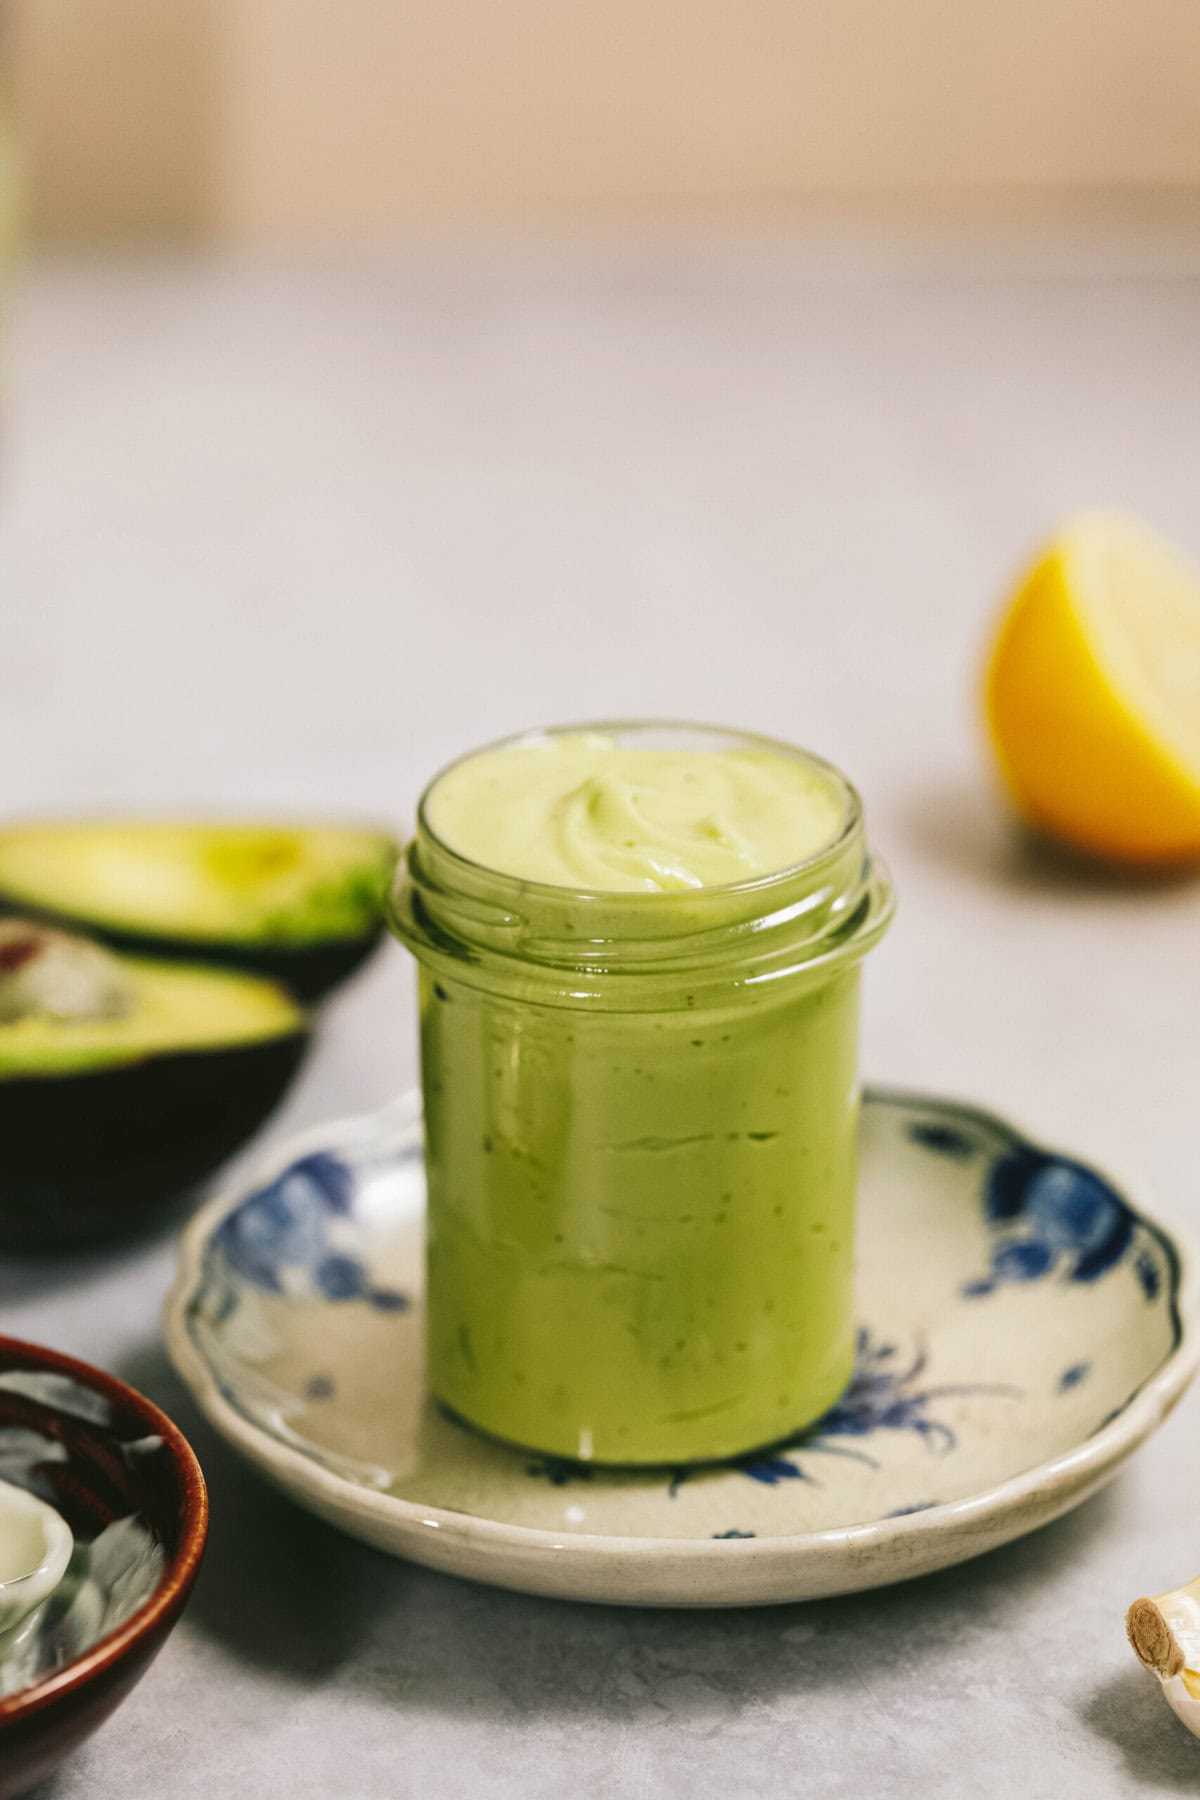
{"left": 390, "top": 723, "right": 893, "bottom": 1465}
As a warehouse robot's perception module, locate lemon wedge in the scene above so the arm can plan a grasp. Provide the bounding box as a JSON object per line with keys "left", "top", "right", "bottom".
{"left": 984, "top": 511, "right": 1200, "bottom": 866}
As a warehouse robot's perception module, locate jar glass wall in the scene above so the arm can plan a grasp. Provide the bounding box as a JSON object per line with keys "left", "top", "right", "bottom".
{"left": 391, "top": 723, "right": 893, "bottom": 1465}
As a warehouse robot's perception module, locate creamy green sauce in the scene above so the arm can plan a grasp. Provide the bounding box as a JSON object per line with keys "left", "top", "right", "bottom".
{"left": 421, "top": 966, "right": 861, "bottom": 1463}
{"left": 426, "top": 735, "right": 847, "bottom": 891}
{"left": 399, "top": 727, "right": 885, "bottom": 1464}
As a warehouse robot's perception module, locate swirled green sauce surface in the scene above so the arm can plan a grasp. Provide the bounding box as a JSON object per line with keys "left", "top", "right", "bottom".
{"left": 425, "top": 735, "right": 847, "bottom": 891}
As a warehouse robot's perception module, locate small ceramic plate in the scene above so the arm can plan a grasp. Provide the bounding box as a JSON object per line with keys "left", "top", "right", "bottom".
{"left": 165, "top": 1090, "right": 1198, "bottom": 1607}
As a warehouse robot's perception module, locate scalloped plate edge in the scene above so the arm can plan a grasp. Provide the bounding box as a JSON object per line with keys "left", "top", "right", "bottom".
{"left": 163, "top": 1088, "right": 1200, "bottom": 1607}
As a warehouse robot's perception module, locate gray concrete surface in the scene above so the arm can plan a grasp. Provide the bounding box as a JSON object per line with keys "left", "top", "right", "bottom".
{"left": 3, "top": 228, "right": 1200, "bottom": 1796}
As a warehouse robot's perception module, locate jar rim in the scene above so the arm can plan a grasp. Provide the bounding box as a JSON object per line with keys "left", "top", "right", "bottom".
{"left": 390, "top": 721, "right": 893, "bottom": 1009}
{"left": 413, "top": 718, "right": 863, "bottom": 907}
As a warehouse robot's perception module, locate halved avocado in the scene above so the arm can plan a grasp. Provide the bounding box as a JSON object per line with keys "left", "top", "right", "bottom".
{"left": 0, "top": 821, "right": 399, "bottom": 1001}
{"left": 0, "top": 921, "right": 308, "bottom": 1246}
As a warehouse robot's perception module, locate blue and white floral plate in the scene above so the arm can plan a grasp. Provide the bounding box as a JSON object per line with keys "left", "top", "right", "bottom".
{"left": 164, "top": 1090, "right": 1199, "bottom": 1607}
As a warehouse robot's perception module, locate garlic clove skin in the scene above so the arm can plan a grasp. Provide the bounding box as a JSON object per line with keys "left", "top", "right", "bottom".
{"left": 1127, "top": 1577, "right": 1200, "bottom": 1738}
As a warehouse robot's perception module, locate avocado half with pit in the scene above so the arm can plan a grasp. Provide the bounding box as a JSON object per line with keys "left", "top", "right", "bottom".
{"left": 0, "top": 821, "right": 399, "bottom": 1002}
{"left": 0, "top": 920, "right": 308, "bottom": 1247}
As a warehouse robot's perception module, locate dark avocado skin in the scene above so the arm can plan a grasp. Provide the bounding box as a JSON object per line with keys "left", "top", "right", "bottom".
{"left": 0, "top": 1030, "right": 308, "bottom": 1248}
{"left": 0, "top": 900, "right": 387, "bottom": 1002}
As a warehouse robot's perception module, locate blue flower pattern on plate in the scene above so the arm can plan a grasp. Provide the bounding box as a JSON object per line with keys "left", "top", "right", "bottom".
{"left": 523, "top": 1330, "right": 1019, "bottom": 1496}
{"left": 524, "top": 1455, "right": 595, "bottom": 1488}
{"left": 907, "top": 1121, "right": 977, "bottom": 1160}
{"left": 721, "top": 1331, "right": 1011, "bottom": 1490}
{"left": 963, "top": 1148, "right": 1138, "bottom": 1298}
{"left": 805, "top": 1331, "right": 1019, "bottom": 1447}
{"left": 729, "top": 1333, "right": 972, "bottom": 1487}
{"left": 1135, "top": 1248, "right": 1161, "bottom": 1301}
{"left": 210, "top": 1152, "right": 409, "bottom": 1314}
{"left": 193, "top": 1093, "right": 1184, "bottom": 1545}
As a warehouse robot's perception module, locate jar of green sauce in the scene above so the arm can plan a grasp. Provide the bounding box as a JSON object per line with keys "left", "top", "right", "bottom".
{"left": 390, "top": 723, "right": 893, "bottom": 1465}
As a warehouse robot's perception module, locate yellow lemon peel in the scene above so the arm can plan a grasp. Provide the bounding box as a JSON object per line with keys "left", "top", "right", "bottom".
{"left": 984, "top": 511, "right": 1200, "bottom": 867}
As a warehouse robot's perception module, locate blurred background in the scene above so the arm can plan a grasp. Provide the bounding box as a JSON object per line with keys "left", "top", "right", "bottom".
{"left": 1, "top": 2, "right": 1198, "bottom": 1126}
{"left": 11, "top": 1, "right": 1200, "bottom": 239}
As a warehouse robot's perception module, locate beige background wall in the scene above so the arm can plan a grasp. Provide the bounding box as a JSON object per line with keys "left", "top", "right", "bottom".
{"left": 12, "top": 0, "right": 1200, "bottom": 242}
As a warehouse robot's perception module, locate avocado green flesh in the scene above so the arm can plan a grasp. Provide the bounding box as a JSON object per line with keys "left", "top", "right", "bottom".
{"left": 0, "top": 823, "right": 398, "bottom": 949}
{"left": 0, "top": 958, "right": 304, "bottom": 1078}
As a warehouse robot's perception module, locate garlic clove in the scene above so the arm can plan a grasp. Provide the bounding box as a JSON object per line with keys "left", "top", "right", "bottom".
{"left": 1127, "top": 1577, "right": 1200, "bottom": 1738}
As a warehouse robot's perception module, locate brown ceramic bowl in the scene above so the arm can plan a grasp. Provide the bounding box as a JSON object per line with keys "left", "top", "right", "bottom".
{"left": 0, "top": 1337, "right": 207, "bottom": 1798}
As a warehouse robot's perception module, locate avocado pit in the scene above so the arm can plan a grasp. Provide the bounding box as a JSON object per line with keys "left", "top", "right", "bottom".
{"left": 0, "top": 922, "right": 310, "bottom": 1246}
{"left": 0, "top": 921, "right": 134, "bottom": 1026}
